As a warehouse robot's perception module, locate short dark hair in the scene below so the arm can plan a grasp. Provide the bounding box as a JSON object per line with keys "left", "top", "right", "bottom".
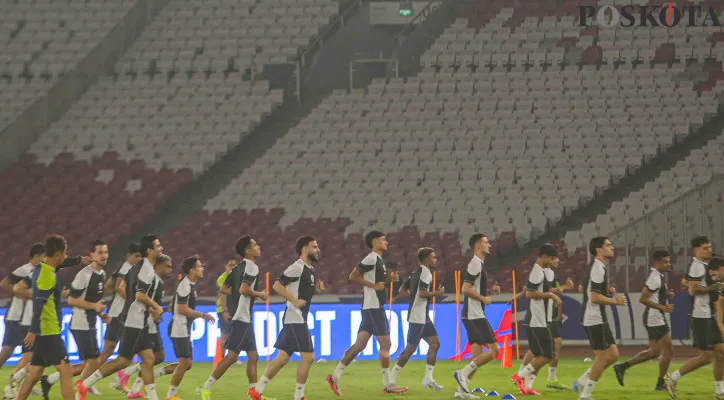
{"left": 156, "top": 254, "right": 171, "bottom": 266}
{"left": 90, "top": 240, "right": 107, "bottom": 253}
{"left": 139, "top": 234, "right": 158, "bottom": 257}
{"left": 127, "top": 242, "right": 140, "bottom": 254}
{"left": 29, "top": 243, "right": 45, "bottom": 258}
{"left": 707, "top": 256, "right": 724, "bottom": 271}
{"left": 296, "top": 236, "right": 316, "bottom": 255}
{"left": 44, "top": 235, "right": 67, "bottom": 257}
{"left": 538, "top": 243, "right": 558, "bottom": 258}
{"left": 417, "top": 247, "right": 435, "bottom": 262}
{"left": 692, "top": 236, "right": 710, "bottom": 249}
{"left": 589, "top": 236, "right": 608, "bottom": 256}
{"left": 235, "top": 236, "right": 252, "bottom": 257}
{"left": 364, "top": 231, "right": 385, "bottom": 249}
{"left": 182, "top": 256, "right": 199, "bottom": 275}
{"left": 469, "top": 233, "right": 486, "bottom": 249}
{"left": 653, "top": 249, "right": 671, "bottom": 262}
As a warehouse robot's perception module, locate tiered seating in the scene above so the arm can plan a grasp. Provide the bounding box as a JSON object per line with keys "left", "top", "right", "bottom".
{"left": 0, "top": 0, "right": 137, "bottom": 128}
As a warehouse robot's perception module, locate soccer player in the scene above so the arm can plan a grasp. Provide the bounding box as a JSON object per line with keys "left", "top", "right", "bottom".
{"left": 217, "top": 258, "right": 236, "bottom": 349}
{"left": 613, "top": 250, "right": 675, "bottom": 390}
{"left": 76, "top": 235, "right": 167, "bottom": 400}
{"left": 511, "top": 244, "right": 562, "bottom": 395}
{"left": 41, "top": 240, "right": 111, "bottom": 397}
{"left": 451, "top": 233, "right": 501, "bottom": 399}
{"left": 327, "top": 231, "right": 407, "bottom": 395}
{"left": 201, "top": 237, "right": 265, "bottom": 400}
{"left": 388, "top": 247, "right": 444, "bottom": 390}
{"left": 16, "top": 235, "right": 74, "bottom": 400}
{"left": 665, "top": 237, "right": 724, "bottom": 399}
{"left": 571, "top": 237, "right": 627, "bottom": 400}
{"left": 248, "top": 236, "right": 325, "bottom": 400}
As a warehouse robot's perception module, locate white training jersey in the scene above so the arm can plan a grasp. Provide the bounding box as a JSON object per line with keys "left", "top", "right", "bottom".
{"left": 232, "top": 258, "right": 260, "bottom": 323}
{"left": 643, "top": 268, "right": 667, "bottom": 327}
{"left": 6, "top": 263, "right": 34, "bottom": 323}
{"left": 525, "top": 264, "right": 548, "bottom": 328}
{"left": 686, "top": 258, "right": 712, "bottom": 319}
{"left": 582, "top": 259, "right": 608, "bottom": 327}
{"left": 357, "top": 252, "right": 387, "bottom": 310}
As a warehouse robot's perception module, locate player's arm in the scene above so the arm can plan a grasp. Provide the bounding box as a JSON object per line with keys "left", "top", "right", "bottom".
{"left": 175, "top": 286, "right": 214, "bottom": 322}
{"left": 417, "top": 275, "right": 439, "bottom": 298}
{"left": 239, "top": 266, "right": 266, "bottom": 300}
{"left": 13, "top": 280, "right": 31, "bottom": 300}
{"left": 639, "top": 287, "right": 671, "bottom": 312}
{"left": 274, "top": 264, "right": 306, "bottom": 307}
{"left": 134, "top": 269, "right": 163, "bottom": 314}
{"left": 717, "top": 295, "right": 724, "bottom": 333}
{"left": 589, "top": 266, "right": 626, "bottom": 305}
{"left": 687, "top": 280, "right": 720, "bottom": 295}
{"left": 68, "top": 273, "right": 105, "bottom": 312}
{"left": 349, "top": 266, "right": 383, "bottom": 290}
{"left": 221, "top": 271, "right": 235, "bottom": 295}
{"left": 0, "top": 277, "right": 12, "bottom": 293}
{"left": 526, "top": 270, "right": 561, "bottom": 303}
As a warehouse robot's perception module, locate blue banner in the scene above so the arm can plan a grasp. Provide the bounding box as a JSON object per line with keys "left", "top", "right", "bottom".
{"left": 0, "top": 303, "right": 511, "bottom": 364}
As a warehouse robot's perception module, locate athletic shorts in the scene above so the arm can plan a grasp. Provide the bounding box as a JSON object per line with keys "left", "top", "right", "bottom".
{"left": 645, "top": 325, "right": 670, "bottom": 342}
{"left": 150, "top": 332, "right": 164, "bottom": 353}
{"left": 226, "top": 321, "right": 257, "bottom": 353}
{"left": 71, "top": 329, "right": 100, "bottom": 360}
{"left": 3, "top": 321, "right": 25, "bottom": 348}
{"left": 358, "top": 308, "right": 389, "bottom": 336}
{"left": 31, "top": 335, "right": 68, "bottom": 367}
{"left": 274, "top": 323, "right": 313, "bottom": 354}
{"left": 171, "top": 337, "right": 192, "bottom": 359}
{"left": 118, "top": 327, "right": 153, "bottom": 359}
{"left": 407, "top": 321, "right": 438, "bottom": 345}
{"left": 584, "top": 323, "right": 616, "bottom": 351}
{"left": 220, "top": 317, "right": 232, "bottom": 335}
{"left": 104, "top": 317, "right": 124, "bottom": 343}
{"left": 548, "top": 320, "right": 562, "bottom": 339}
{"left": 463, "top": 318, "right": 496, "bottom": 345}
{"left": 692, "top": 317, "right": 723, "bottom": 351}
{"left": 527, "top": 326, "right": 555, "bottom": 358}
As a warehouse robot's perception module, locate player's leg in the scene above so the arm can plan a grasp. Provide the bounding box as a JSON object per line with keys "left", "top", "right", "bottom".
{"left": 517, "top": 350, "right": 533, "bottom": 374}
{"left": 8, "top": 345, "right": 32, "bottom": 397}
{"left": 0, "top": 346, "right": 15, "bottom": 369}
{"left": 292, "top": 352, "right": 314, "bottom": 400}
{"left": 667, "top": 318, "right": 715, "bottom": 397}
{"left": 513, "top": 327, "right": 553, "bottom": 394}
{"left": 421, "top": 335, "right": 442, "bottom": 389}
{"left": 545, "top": 336, "right": 566, "bottom": 389}
{"left": 55, "top": 360, "right": 74, "bottom": 400}
{"left": 656, "top": 333, "right": 673, "bottom": 390}
{"left": 16, "top": 366, "right": 43, "bottom": 400}
{"left": 250, "top": 350, "right": 290, "bottom": 400}
{"left": 329, "top": 329, "right": 372, "bottom": 387}
{"left": 78, "top": 327, "right": 140, "bottom": 400}
{"left": 137, "top": 348, "right": 159, "bottom": 400}
{"left": 166, "top": 338, "right": 193, "bottom": 399}
{"left": 390, "top": 324, "right": 423, "bottom": 384}
{"left": 580, "top": 344, "right": 618, "bottom": 400}
{"left": 713, "top": 343, "right": 724, "bottom": 398}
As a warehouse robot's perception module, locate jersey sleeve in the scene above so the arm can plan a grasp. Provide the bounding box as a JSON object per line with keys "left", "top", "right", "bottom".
{"left": 69, "top": 269, "right": 91, "bottom": 298}
{"left": 462, "top": 260, "right": 481, "bottom": 284}
{"left": 645, "top": 272, "right": 661, "bottom": 292}
{"left": 356, "top": 253, "right": 377, "bottom": 274}
{"left": 278, "top": 263, "right": 303, "bottom": 286}
{"left": 589, "top": 264, "right": 606, "bottom": 294}
{"left": 686, "top": 262, "right": 706, "bottom": 281}
{"left": 223, "top": 268, "right": 237, "bottom": 288}
{"left": 526, "top": 267, "right": 545, "bottom": 291}
{"left": 242, "top": 263, "right": 259, "bottom": 285}
{"left": 176, "top": 281, "right": 191, "bottom": 305}
{"left": 135, "top": 264, "right": 155, "bottom": 294}
{"left": 418, "top": 269, "right": 432, "bottom": 292}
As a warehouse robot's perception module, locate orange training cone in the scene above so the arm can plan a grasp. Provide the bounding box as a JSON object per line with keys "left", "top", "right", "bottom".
{"left": 213, "top": 338, "right": 223, "bottom": 369}
{"left": 501, "top": 336, "right": 512, "bottom": 368}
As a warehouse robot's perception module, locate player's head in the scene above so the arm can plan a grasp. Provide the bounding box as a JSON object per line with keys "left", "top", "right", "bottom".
{"left": 537, "top": 243, "right": 559, "bottom": 268}
{"left": 652, "top": 249, "right": 672, "bottom": 272}
{"left": 692, "top": 236, "right": 712, "bottom": 262}
{"left": 296, "top": 236, "right": 320, "bottom": 262}
{"left": 417, "top": 247, "right": 437, "bottom": 268}
{"left": 365, "top": 231, "right": 387, "bottom": 252}
{"left": 29, "top": 243, "right": 45, "bottom": 264}
{"left": 225, "top": 258, "right": 236, "bottom": 272}
{"left": 140, "top": 234, "right": 163, "bottom": 259}
{"left": 469, "top": 233, "right": 490, "bottom": 255}
{"left": 154, "top": 254, "right": 173, "bottom": 279}
{"left": 589, "top": 236, "right": 613, "bottom": 260}
{"left": 183, "top": 255, "right": 204, "bottom": 280}
{"left": 89, "top": 240, "right": 109, "bottom": 267}
{"left": 126, "top": 242, "right": 142, "bottom": 264}
{"left": 44, "top": 235, "right": 68, "bottom": 266}
{"left": 707, "top": 256, "right": 724, "bottom": 281}
{"left": 235, "top": 236, "right": 261, "bottom": 259}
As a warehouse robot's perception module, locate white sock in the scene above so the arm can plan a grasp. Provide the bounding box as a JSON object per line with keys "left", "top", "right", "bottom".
{"left": 154, "top": 367, "right": 167, "bottom": 378}
{"left": 130, "top": 378, "right": 143, "bottom": 393}
{"left": 525, "top": 374, "right": 536, "bottom": 391}
{"left": 518, "top": 364, "right": 535, "bottom": 379}
{"left": 166, "top": 385, "right": 177, "bottom": 398}
{"left": 716, "top": 381, "right": 724, "bottom": 395}
{"left": 548, "top": 367, "right": 557, "bottom": 381}
{"left": 577, "top": 368, "right": 591, "bottom": 386}
{"left": 389, "top": 364, "right": 402, "bottom": 383}
{"left": 47, "top": 372, "right": 61, "bottom": 385}
{"left": 249, "top": 383, "right": 256, "bottom": 389}
{"left": 256, "top": 376, "right": 270, "bottom": 394}
{"left": 382, "top": 368, "right": 391, "bottom": 387}
{"left": 123, "top": 364, "right": 142, "bottom": 376}
{"left": 333, "top": 362, "right": 346, "bottom": 380}
{"left": 203, "top": 376, "right": 217, "bottom": 390}
{"left": 293, "top": 383, "right": 305, "bottom": 400}
{"left": 12, "top": 366, "right": 28, "bottom": 382}
{"left": 581, "top": 379, "right": 597, "bottom": 397}
{"left": 671, "top": 370, "right": 682, "bottom": 382}
{"left": 145, "top": 383, "right": 158, "bottom": 400}
{"left": 461, "top": 361, "right": 478, "bottom": 379}
{"left": 424, "top": 364, "right": 434, "bottom": 381}
{"left": 83, "top": 371, "right": 104, "bottom": 388}
{"left": 517, "top": 363, "right": 527, "bottom": 375}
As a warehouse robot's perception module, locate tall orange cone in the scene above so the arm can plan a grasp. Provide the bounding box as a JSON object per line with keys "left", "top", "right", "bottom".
{"left": 213, "top": 338, "right": 223, "bottom": 369}
{"left": 501, "top": 336, "right": 512, "bottom": 368}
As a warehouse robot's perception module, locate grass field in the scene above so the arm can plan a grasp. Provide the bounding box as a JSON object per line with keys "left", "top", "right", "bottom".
{"left": 11, "top": 358, "right": 719, "bottom": 400}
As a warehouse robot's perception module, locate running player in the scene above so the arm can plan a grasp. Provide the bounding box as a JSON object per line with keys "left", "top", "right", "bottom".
{"left": 217, "top": 258, "right": 236, "bottom": 349}
{"left": 16, "top": 235, "right": 74, "bottom": 400}
{"left": 162, "top": 256, "right": 215, "bottom": 400}
{"left": 613, "top": 250, "right": 675, "bottom": 390}
{"left": 388, "top": 247, "right": 444, "bottom": 390}
{"left": 327, "top": 231, "right": 407, "bottom": 395}
{"left": 76, "top": 235, "right": 168, "bottom": 400}
{"left": 248, "top": 236, "right": 325, "bottom": 400}
{"left": 451, "top": 233, "right": 501, "bottom": 399}
{"left": 665, "top": 237, "right": 724, "bottom": 399}
{"left": 571, "top": 237, "right": 627, "bottom": 400}
{"left": 511, "top": 244, "right": 562, "bottom": 395}
{"left": 201, "top": 237, "right": 265, "bottom": 399}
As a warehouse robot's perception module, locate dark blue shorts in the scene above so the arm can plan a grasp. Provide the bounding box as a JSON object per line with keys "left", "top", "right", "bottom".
{"left": 274, "top": 323, "right": 313, "bottom": 354}
{"left": 71, "top": 329, "right": 100, "bottom": 360}
{"left": 407, "top": 321, "right": 438, "bottom": 345}
{"left": 171, "top": 337, "right": 192, "bottom": 359}
{"left": 104, "top": 317, "right": 123, "bottom": 343}
{"left": 358, "top": 309, "right": 390, "bottom": 336}
{"left": 3, "top": 320, "right": 25, "bottom": 348}
{"left": 225, "top": 321, "right": 257, "bottom": 353}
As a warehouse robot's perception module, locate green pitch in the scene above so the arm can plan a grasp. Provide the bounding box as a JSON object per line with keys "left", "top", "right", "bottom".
{"left": 9, "top": 358, "right": 717, "bottom": 399}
